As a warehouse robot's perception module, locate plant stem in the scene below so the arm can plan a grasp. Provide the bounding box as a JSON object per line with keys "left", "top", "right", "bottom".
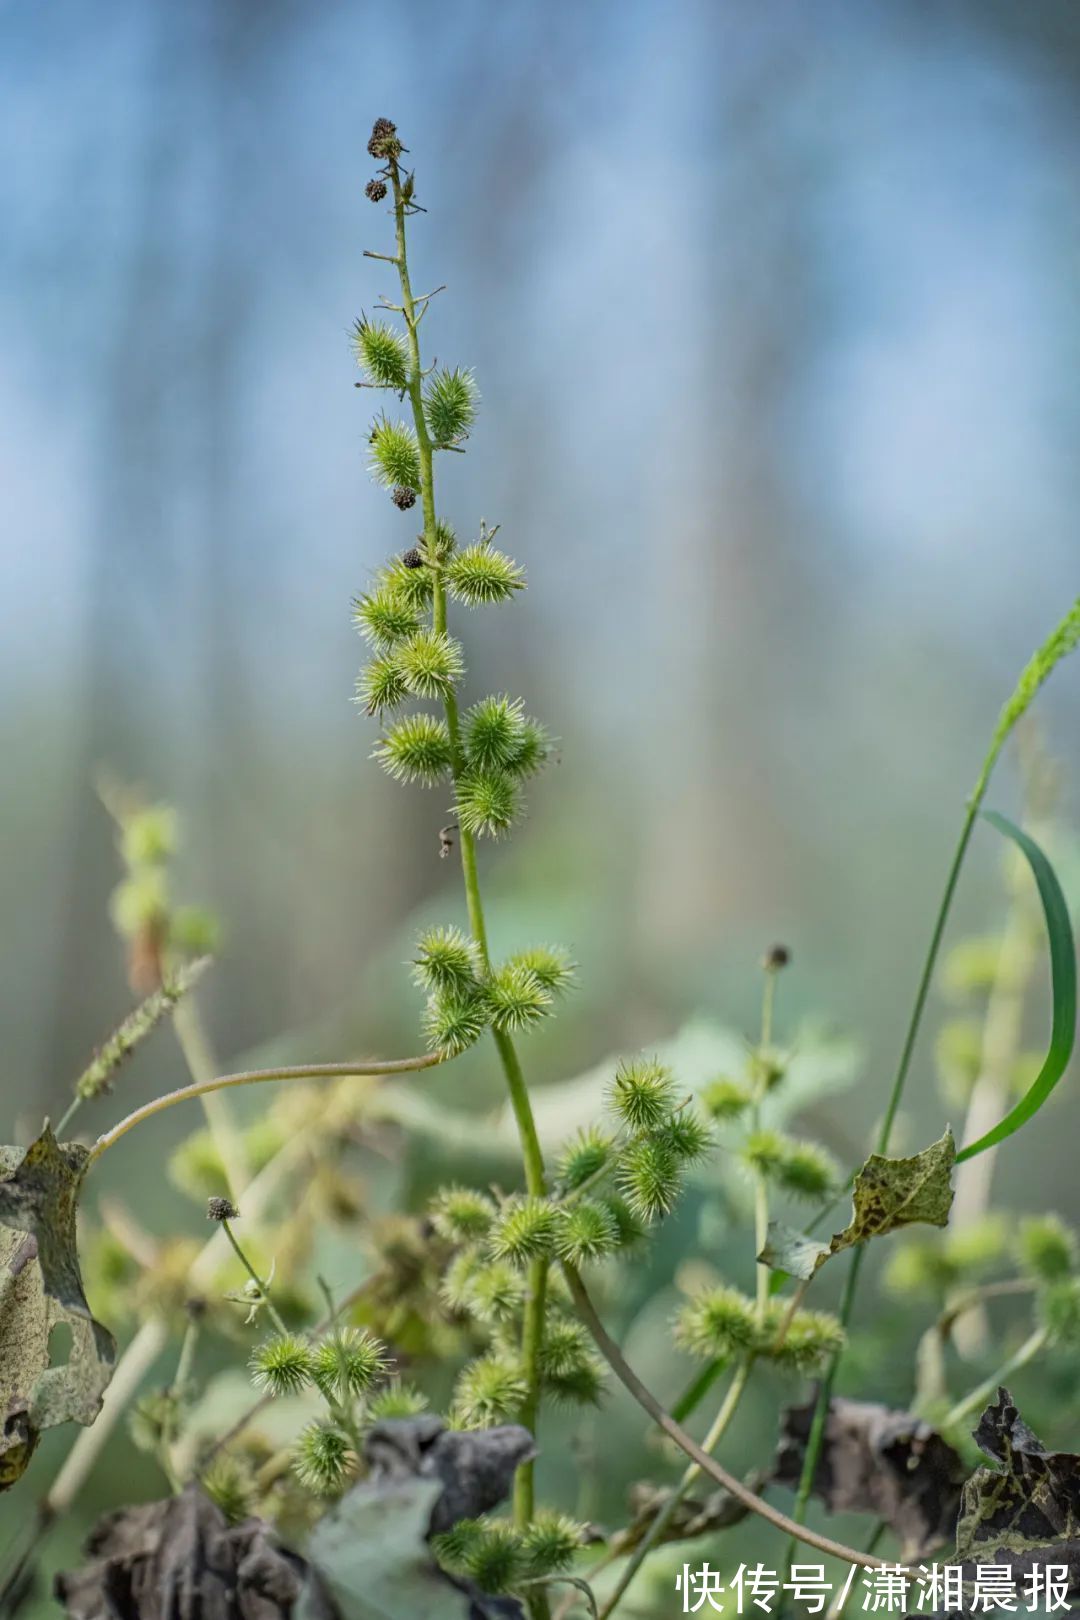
{"left": 221, "top": 1219, "right": 289, "bottom": 1336}
{"left": 171, "top": 993, "right": 250, "bottom": 1202}
{"left": 785, "top": 792, "right": 982, "bottom": 1549}
{"left": 942, "top": 1325, "right": 1047, "bottom": 1428}
{"left": 385, "top": 153, "right": 549, "bottom": 1574}
{"left": 754, "top": 965, "right": 779, "bottom": 1315}
{"left": 597, "top": 1354, "right": 754, "bottom": 1620}
{"left": 86, "top": 1050, "right": 444, "bottom": 1165}
{"left": 563, "top": 1264, "right": 885, "bottom": 1568}
{"left": 160, "top": 1312, "right": 201, "bottom": 1490}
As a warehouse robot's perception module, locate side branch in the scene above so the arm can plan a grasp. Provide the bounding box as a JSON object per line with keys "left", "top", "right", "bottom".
{"left": 562, "top": 1264, "right": 887, "bottom": 1571}
{"left": 87, "top": 1051, "right": 447, "bottom": 1164}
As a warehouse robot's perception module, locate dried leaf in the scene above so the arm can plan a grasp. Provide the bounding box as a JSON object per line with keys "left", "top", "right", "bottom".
{"left": 759, "top": 1129, "right": 956, "bottom": 1282}
{"left": 953, "top": 1387, "right": 1080, "bottom": 1594}
{"left": 775, "top": 1395, "right": 966, "bottom": 1559}
{"left": 298, "top": 1477, "right": 470, "bottom": 1620}
{"left": 55, "top": 1483, "right": 306, "bottom": 1620}
{"left": 364, "top": 1416, "right": 535, "bottom": 1536}
{"left": 0, "top": 1125, "right": 115, "bottom": 1489}
{"left": 616, "top": 1470, "right": 764, "bottom": 1553}
{"left": 296, "top": 1419, "right": 534, "bottom": 1620}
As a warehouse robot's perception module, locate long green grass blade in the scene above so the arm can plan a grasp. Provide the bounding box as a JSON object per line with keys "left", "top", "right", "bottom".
{"left": 955, "top": 810, "right": 1076, "bottom": 1163}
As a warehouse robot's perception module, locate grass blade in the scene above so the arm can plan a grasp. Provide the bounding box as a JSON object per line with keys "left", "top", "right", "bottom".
{"left": 955, "top": 811, "right": 1076, "bottom": 1163}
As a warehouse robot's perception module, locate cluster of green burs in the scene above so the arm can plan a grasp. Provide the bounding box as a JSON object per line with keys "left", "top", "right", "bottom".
{"left": 239, "top": 119, "right": 850, "bottom": 1602}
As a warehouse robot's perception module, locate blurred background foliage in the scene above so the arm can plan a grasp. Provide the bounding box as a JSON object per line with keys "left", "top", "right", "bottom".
{"left": 3, "top": 0, "right": 1080, "bottom": 1613}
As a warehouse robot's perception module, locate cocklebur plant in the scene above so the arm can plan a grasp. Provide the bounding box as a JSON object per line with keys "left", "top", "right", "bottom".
{"left": 6, "top": 112, "right": 1080, "bottom": 1620}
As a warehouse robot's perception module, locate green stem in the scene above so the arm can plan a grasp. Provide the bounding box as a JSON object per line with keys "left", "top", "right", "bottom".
{"left": 786, "top": 791, "right": 983, "bottom": 1547}
{"left": 753, "top": 967, "right": 779, "bottom": 1316}
{"left": 160, "top": 1313, "right": 200, "bottom": 1490}
{"left": 598, "top": 1354, "right": 754, "bottom": 1620}
{"left": 171, "top": 993, "right": 250, "bottom": 1201}
{"left": 385, "top": 154, "right": 548, "bottom": 1577}
{"left": 221, "top": 1220, "right": 289, "bottom": 1337}
{"left": 563, "top": 1264, "right": 884, "bottom": 1569}
{"left": 943, "top": 1325, "right": 1048, "bottom": 1428}
{"left": 86, "top": 1050, "right": 444, "bottom": 1165}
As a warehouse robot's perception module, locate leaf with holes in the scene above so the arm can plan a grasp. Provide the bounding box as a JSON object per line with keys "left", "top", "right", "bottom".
{"left": 0, "top": 1125, "right": 115, "bottom": 1489}
{"left": 759, "top": 1129, "right": 956, "bottom": 1282}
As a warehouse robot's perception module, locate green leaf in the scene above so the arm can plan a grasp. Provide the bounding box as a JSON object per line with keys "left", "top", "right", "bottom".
{"left": 0, "top": 1126, "right": 116, "bottom": 1489}
{"left": 292, "top": 1478, "right": 470, "bottom": 1620}
{"left": 954, "top": 811, "right": 1077, "bottom": 1164}
{"left": 758, "top": 1129, "right": 956, "bottom": 1282}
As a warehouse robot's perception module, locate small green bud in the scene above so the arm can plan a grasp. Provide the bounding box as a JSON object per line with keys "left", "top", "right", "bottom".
{"left": 607, "top": 1058, "right": 678, "bottom": 1133}
{"left": 519, "top": 1511, "right": 585, "bottom": 1577}
{"left": 413, "top": 927, "right": 481, "bottom": 996}
{"left": 1040, "top": 1278, "right": 1080, "bottom": 1346}
{"left": 429, "top": 1184, "right": 497, "bottom": 1243}
{"left": 394, "top": 627, "right": 464, "bottom": 701}
{"left": 1016, "top": 1215, "right": 1078, "bottom": 1283}
{"left": 422, "top": 986, "right": 491, "bottom": 1056}
{"left": 485, "top": 962, "right": 553, "bottom": 1033}
{"left": 373, "top": 712, "right": 454, "bottom": 784}
{"left": 488, "top": 1195, "right": 558, "bottom": 1266}
{"left": 368, "top": 415, "right": 420, "bottom": 490}
{"left": 434, "top": 1520, "right": 523, "bottom": 1595}
{"left": 675, "top": 1285, "right": 758, "bottom": 1361}
{"left": 249, "top": 1333, "right": 316, "bottom": 1396}
{"left": 293, "top": 1421, "right": 353, "bottom": 1495}
{"left": 351, "top": 316, "right": 409, "bottom": 388}
{"left": 655, "top": 1108, "right": 713, "bottom": 1164}
{"left": 617, "top": 1135, "right": 682, "bottom": 1220}
{"left": 701, "top": 1077, "right": 754, "bottom": 1121}
{"left": 355, "top": 654, "right": 409, "bottom": 717}
{"left": 553, "top": 1199, "right": 619, "bottom": 1266}
{"left": 311, "top": 1328, "right": 389, "bottom": 1400}
{"left": 121, "top": 806, "right": 178, "bottom": 869}
{"left": 761, "top": 1304, "right": 846, "bottom": 1372}
{"left": 367, "top": 1381, "right": 429, "bottom": 1420}
{"left": 424, "top": 367, "right": 479, "bottom": 446}
{"left": 446, "top": 545, "right": 525, "bottom": 608}
{"left": 557, "top": 1125, "right": 616, "bottom": 1190}
{"left": 454, "top": 768, "right": 520, "bottom": 838}
{"left": 352, "top": 586, "right": 421, "bottom": 648}
{"left": 453, "top": 1352, "right": 529, "bottom": 1427}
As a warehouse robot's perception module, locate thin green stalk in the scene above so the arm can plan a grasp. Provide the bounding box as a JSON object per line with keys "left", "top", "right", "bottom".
{"left": 943, "top": 1325, "right": 1047, "bottom": 1428}
{"left": 786, "top": 792, "right": 983, "bottom": 1549}
{"left": 221, "top": 1219, "right": 289, "bottom": 1337}
{"left": 160, "top": 1313, "right": 200, "bottom": 1490}
{"left": 171, "top": 993, "right": 250, "bottom": 1201}
{"left": 753, "top": 966, "right": 779, "bottom": 1315}
{"left": 86, "top": 1049, "right": 444, "bottom": 1165}
{"left": 597, "top": 1354, "right": 753, "bottom": 1620}
{"left": 385, "top": 153, "right": 549, "bottom": 1571}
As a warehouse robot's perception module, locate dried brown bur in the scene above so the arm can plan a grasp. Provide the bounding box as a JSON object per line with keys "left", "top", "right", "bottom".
{"left": 775, "top": 1395, "right": 966, "bottom": 1561}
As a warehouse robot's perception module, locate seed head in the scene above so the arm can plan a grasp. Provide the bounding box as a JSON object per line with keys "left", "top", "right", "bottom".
{"left": 392, "top": 485, "right": 417, "bottom": 510}
{"left": 368, "top": 118, "right": 401, "bottom": 159}
{"left": 207, "top": 1196, "right": 238, "bottom": 1223}
{"left": 365, "top": 178, "right": 387, "bottom": 203}
{"left": 763, "top": 943, "right": 791, "bottom": 971}
{"left": 401, "top": 546, "right": 425, "bottom": 569}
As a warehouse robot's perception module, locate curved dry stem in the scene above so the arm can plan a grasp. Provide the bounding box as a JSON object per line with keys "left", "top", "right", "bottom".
{"left": 87, "top": 1050, "right": 447, "bottom": 1164}
{"left": 563, "top": 1264, "right": 887, "bottom": 1572}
